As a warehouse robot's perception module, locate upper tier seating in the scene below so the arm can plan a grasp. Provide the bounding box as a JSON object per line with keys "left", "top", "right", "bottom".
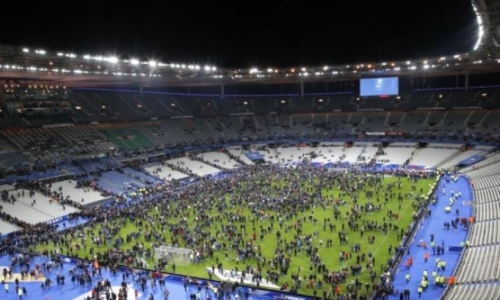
{"left": 2, "top": 125, "right": 110, "bottom": 162}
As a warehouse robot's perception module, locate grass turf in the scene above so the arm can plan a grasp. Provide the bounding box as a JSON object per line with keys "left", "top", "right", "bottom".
{"left": 36, "top": 174, "right": 435, "bottom": 298}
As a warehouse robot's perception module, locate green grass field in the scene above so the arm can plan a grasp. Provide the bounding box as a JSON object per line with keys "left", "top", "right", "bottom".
{"left": 35, "top": 174, "right": 435, "bottom": 298}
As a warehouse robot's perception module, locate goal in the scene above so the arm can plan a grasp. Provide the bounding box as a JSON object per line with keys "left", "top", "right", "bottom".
{"left": 154, "top": 246, "right": 194, "bottom": 266}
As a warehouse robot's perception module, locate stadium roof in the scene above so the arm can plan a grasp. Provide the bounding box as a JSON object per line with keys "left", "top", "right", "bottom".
{"left": 472, "top": 0, "right": 500, "bottom": 54}
{"left": 1, "top": 45, "right": 498, "bottom": 88}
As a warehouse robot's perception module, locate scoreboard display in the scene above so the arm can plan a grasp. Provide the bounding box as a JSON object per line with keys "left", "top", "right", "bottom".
{"left": 360, "top": 77, "right": 399, "bottom": 97}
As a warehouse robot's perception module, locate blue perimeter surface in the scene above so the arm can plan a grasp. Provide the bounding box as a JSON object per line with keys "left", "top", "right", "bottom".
{"left": 388, "top": 175, "right": 473, "bottom": 300}
{"left": 0, "top": 255, "right": 313, "bottom": 300}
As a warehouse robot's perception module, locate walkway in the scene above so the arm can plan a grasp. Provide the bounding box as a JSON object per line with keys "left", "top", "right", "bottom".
{"left": 389, "top": 174, "right": 473, "bottom": 299}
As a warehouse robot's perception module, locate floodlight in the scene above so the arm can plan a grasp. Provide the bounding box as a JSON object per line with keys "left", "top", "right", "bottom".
{"left": 83, "top": 55, "right": 91, "bottom": 60}
{"left": 130, "top": 59, "right": 140, "bottom": 65}
{"left": 107, "top": 56, "right": 119, "bottom": 63}
{"left": 204, "top": 65, "right": 211, "bottom": 71}
{"left": 149, "top": 61, "right": 157, "bottom": 67}
{"left": 22, "top": 48, "right": 29, "bottom": 53}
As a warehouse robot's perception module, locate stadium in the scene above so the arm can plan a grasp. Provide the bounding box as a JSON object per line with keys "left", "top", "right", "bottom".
{"left": 0, "top": 1, "right": 500, "bottom": 300}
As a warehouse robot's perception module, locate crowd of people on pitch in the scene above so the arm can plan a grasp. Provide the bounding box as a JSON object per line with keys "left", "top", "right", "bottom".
{"left": 0, "top": 164, "right": 436, "bottom": 299}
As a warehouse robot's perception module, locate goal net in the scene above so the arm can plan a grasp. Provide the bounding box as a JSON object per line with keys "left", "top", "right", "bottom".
{"left": 154, "top": 246, "right": 194, "bottom": 266}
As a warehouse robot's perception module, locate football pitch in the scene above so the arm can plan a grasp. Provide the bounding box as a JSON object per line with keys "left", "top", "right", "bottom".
{"left": 36, "top": 172, "right": 435, "bottom": 298}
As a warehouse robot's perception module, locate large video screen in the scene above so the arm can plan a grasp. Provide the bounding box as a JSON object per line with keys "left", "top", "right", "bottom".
{"left": 360, "top": 77, "right": 399, "bottom": 97}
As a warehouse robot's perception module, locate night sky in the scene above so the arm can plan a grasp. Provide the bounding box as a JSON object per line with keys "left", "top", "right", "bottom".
{"left": 1, "top": 0, "right": 477, "bottom": 68}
